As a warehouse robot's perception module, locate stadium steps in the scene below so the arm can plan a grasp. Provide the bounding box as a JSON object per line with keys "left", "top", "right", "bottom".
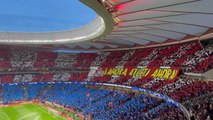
{"left": 182, "top": 92, "right": 213, "bottom": 104}
{"left": 145, "top": 101, "right": 167, "bottom": 115}
{"left": 201, "top": 68, "right": 213, "bottom": 80}
{"left": 35, "top": 84, "right": 53, "bottom": 99}
{"left": 80, "top": 92, "right": 113, "bottom": 108}
{"left": 0, "top": 86, "right": 3, "bottom": 103}
{"left": 22, "top": 84, "right": 28, "bottom": 100}
{"left": 113, "top": 97, "right": 132, "bottom": 109}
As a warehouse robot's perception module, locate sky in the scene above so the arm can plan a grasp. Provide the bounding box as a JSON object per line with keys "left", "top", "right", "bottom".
{"left": 0, "top": 0, "right": 96, "bottom": 32}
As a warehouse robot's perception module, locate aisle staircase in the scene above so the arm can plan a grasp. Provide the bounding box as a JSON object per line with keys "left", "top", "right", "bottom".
{"left": 22, "top": 84, "right": 28, "bottom": 100}
{"left": 0, "top": 86, "right": 3, "bottom": 103}
{"left": 35, "top": 84, "right": 53, "bottom": 99}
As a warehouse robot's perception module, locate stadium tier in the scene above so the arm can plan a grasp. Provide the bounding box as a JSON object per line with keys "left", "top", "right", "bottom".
{"left": 0, "top": 41, "right": 212, "bottom": 119}
{"left": 0, "top": 83, "right": 187, "bottom": 120}
{"left": 0, "top": 42, "right": 211, "bottom": 72}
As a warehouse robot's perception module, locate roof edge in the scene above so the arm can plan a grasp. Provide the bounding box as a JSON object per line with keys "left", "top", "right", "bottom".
{"left": 0, "top": 0, "right": 115, "bottom": 45}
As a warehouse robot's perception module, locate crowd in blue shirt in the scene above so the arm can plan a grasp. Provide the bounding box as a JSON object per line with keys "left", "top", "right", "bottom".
{"left": 0, "top": 83, "right": 186, "bottom": 119}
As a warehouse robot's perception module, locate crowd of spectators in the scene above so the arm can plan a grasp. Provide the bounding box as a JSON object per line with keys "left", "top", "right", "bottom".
{"left": 10, "top": 51, "right": 37, "bottom": 68}
{"left": 1, "top": 84, "right": 25, "bottom": 103}
{"left": 0, "top": 42, "right": 211, "bottom": 75}
{"left": 0, "top": 41, "right": 212, "bottom": 119}
{"left": 0, "top": 78, "right": 212, "bottom": 119}
{"left": 54, "top": 53, "right": 77, "bottom": 68}
{"left": 0, "top": 72, "right": 90, "bottom": 83}
{"left": 13, "top": 74, "right": 35, "bottom": 83}
{"left": 163, "top": 78, "right": 212, "bottom": 103}
{"left": 0, "top": 83, "right": 187, "bottom": 120}
{"left": 147, "top": 102, "right": 186, "bottom": 120}
{"left": 0, "top": 74, "right": 212, "bottom": 104}
{"left": 103, "top": 94, "right": 163, "bottom": 120}
{"left": 26, "top": 83, "right": 47, "bottom": 99}
{"left": 51, "top": 73, "right": 71, "bottom": 82}
{"left": 184, "top": 92, "right": 213, "bottom": 120}
{"left": 183, "top": 46, "right": 213, "bottom": 73}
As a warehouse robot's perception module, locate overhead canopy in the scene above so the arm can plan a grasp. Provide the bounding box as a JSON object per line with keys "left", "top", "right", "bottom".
{"left": 0, "top": 0, "right": 213, "bottom": 51}
{"left": 93, "top": 0, "right": 213, "bottom": 51}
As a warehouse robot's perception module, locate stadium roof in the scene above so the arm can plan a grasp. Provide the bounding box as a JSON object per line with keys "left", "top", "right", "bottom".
{"left": 0, "top": 0, "right": 213, "bottom": 51}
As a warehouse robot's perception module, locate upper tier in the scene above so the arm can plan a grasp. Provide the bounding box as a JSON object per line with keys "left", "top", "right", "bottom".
{"left": 0, "top": 42, "right": 212, "bottom": 74}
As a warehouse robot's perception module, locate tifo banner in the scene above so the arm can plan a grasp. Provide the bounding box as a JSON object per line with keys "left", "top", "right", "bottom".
{"left": 94, "top": 67, "right": 181, "bottom": 81}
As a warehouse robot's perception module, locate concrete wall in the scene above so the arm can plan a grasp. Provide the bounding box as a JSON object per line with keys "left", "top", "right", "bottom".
{"left": 203, "top": 69, "right": 213, "bottom": 81}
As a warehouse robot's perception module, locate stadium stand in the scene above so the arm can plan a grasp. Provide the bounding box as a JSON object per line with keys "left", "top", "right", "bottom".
{"left": 0, "top": 42, "right": 212, "bottom": 119}
{"left": 1, "top": 83, "right": 188, "bottom": 119}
